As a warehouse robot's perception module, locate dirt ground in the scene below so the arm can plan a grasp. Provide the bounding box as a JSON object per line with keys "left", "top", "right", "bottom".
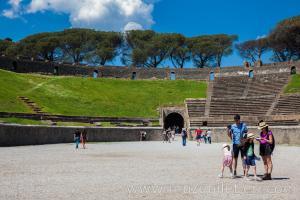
{"left": 0, "top": 138, "right": 299, "bottom": 200}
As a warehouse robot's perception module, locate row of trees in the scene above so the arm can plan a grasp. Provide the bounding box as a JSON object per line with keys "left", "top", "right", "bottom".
{"left": 0, "top": 29, "right": 122, "bottom": 65}
{"left": 1, "top": 15, "right": 299, "bottom": 68}
{"left": 0, "top": 29, "right": 237, "bottom": 68}
{"left": 236, "top": 15, "right": 300, "bottom": 64}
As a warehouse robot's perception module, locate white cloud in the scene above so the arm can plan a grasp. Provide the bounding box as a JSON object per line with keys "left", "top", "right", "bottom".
{"left": 124, "top": 22, "right": 144, "bottom": 31}
{"left": 256, "top": 35, "right": 266, "bottom": 40}
{"left": 2, "top": 0, "right": 22, "bottom": 19}
{"left": 2, "top": 0, "right": 155, "bottom": 31}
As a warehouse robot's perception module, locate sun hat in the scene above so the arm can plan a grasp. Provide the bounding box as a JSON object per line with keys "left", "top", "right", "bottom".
{"left": 247, "top": 133, "right": 256, "bottom": 139}
{"left": 258, "top": 121, "right": 269, "bottom": 130}
{"left": 222, "top": 143, "right": 230, "bottom": 148}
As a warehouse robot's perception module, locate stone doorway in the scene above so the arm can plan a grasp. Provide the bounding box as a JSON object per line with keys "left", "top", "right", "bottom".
{"left": 164, "top": 112, "right": 184, "bottom": 131}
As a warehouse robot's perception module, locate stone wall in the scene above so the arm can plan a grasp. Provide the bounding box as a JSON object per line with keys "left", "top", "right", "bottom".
{"left": 199, "top": 126, "right": 300, "bottom": 145}
{"left": 0, "top": 124, "right": 163, "bottom": 146}
{"left": 1, "top": 123, "right": 300, "bottom": 146}
{"left": 1, "top": 56, "right": 299, "bottom": 80}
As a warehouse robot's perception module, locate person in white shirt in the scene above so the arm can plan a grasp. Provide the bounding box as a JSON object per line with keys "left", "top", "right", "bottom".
{"left": 206, "top": 129, "right": 212, "bottom": 144}
{"left": 219, "top": 144, "right": 233, "bottom": 178}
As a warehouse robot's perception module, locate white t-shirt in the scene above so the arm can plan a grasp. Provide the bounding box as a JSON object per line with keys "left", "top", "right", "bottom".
{"left": 223, "top": 147, "right": 232, "bottom": 157}
{"left": 206, "top": 130, "right": 211, "bottom": 137}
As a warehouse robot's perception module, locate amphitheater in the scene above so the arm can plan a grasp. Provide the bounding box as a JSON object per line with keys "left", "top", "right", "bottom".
{"left": 1, "top": 56, "right": 300, "bottom": 200}
{"left": 0, "top": 56, "right": 300, "bottom": 145}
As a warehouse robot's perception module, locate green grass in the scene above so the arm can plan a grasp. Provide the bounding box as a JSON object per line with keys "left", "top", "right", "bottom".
{"left": 55, "top": 121, "right": 95, "bottom": 127}
{"left": 0, "top": 117, "right": 50, "bottom": 125}
{"left": 100, "top": 122, "right": 116, "bottom": 127}
{"left": 284, "top": 74, "right": 300, "bottom": 94}
{"left": 0, "top": 69, "right": 207, "bottom": 117}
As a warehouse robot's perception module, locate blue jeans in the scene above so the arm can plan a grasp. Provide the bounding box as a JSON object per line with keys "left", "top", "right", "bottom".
{"left": 207, "top": 136, "right": 211, "bottom": 144}
{"left": 182, "top": 136, "right": 187, "bottom": 146}
{"left": 75, "top": 137, "right": 80, "bottom": 149}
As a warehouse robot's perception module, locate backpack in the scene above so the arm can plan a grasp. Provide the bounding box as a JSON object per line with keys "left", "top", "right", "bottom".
{"left": 182, "top": 130, "right": 187, "bottom": 137}
{"left": 269, "top": 132, "right": 275, "bottom": 152}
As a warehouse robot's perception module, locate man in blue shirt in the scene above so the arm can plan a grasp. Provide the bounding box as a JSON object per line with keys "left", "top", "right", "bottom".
{"left": 227, "top": 114, "right": 248, "bottom": 177}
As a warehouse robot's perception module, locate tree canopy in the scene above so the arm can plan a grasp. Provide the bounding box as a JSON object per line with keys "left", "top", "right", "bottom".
{"left": 268, "top": 15, "right": 300, "bottom": 62}
{"left": 235, "top": 15, "right": 300, "bottom": 64}
{"left": 236, "top": 38, "right": 269, "bottom": 63}
{"left": 4, "top": 15, "right": 300, "bottom": 68}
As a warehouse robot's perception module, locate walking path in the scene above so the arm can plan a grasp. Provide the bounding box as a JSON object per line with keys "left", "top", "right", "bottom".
{"left": 0, "top": 139, "right": 299, "bottom": 200}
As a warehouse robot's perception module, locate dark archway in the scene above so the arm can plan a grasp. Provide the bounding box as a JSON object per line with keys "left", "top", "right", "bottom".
{"left": 291, "top": 66, "right": 296, "bottom": 75}
{"left": 54, "top": 66, "right": 58, "bottom": 75}
{"left": 131, "top": 72, "right": 137, "bottom": 80}
{"left": 12, "top": 61, "right": 18, "bottom": 71}
{"left": 164, "top": 112, "right": 184, "bottom": 131}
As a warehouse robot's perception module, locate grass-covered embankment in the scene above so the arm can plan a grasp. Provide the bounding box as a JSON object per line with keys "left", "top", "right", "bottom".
{"left": 0, "top": 69, "right": 207, "bottom": 118}
{"left": 284, "top": 74, "right": 300, "bottom": 94}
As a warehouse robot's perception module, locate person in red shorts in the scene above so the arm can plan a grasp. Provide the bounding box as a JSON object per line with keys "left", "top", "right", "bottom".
{"left": 195, "top": 127, "right": 202, "bottom": 146}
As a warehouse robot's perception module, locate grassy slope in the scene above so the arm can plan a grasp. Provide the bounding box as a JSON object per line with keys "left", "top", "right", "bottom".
{"left": 0, "top": 69, "right": 207, "bottom": 117}
{"left": 284, "top": 74, "right": 300, "bottom": 94}
{"left": 0, "top": 70, "right": 47, "bottom": 113}
{"left": 0, "top": 117, "right": 50, "bottom": 125}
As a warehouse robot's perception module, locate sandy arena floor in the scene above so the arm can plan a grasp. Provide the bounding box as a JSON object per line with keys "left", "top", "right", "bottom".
{"left": 0, "top": 138, "right": 299, "bottom": 200}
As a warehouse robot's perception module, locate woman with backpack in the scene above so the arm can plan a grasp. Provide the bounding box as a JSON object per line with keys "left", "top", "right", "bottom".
{"left": 257, "top": 121, "right": 275, "bottom": 180}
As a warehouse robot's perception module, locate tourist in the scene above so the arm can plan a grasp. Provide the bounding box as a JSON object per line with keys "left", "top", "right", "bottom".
{"left": 227, "top": 114, "right": 248, "bottom": 177}
{"left": 206, "top": 129, "right": 212, "bottom": 144}
{"left": 257, "top": 121, "right": 275, "bottom": 180}
{"left": 140, "top": 131, "right": 147, "bottom": 141}
{"left": 81, "top": 129, "right": 88, "bottom": 149}
{"left": 242, "top": 133, "right": 261, "bottom": 181}
{"left": 74, "top": 129, "right": 81, "bottom": 149}
{"left": 203, "top": 131, "right": 208, "bottom": 143}
{"left": 167, "top": 128, "right": 172, "bottom": 143}
{"left": 175, "top": 126, "right": 180, "bottom": 135}
{"left": 195, "top": 127, "right": 202, "bottom": 146}
{"left": 181, "top": 128, "right": 187, "bottom": 146}
{"left": 171, "top": 129, "right": 175, "bottom": 141}
{"left": 162, "top": 130, "right": 167, "bottom": 143}
{"left": 218, "top": 144, "right": 233, "bottom": 178}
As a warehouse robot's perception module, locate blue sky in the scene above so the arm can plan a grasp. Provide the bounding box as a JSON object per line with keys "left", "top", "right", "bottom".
{"left": 1, "top": 0, "right": 300, "bottom": 67}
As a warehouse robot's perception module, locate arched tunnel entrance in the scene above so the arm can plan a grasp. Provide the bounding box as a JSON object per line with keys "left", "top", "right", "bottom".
{"left": 164, "top": 112, "right": 184, "bottom": 132}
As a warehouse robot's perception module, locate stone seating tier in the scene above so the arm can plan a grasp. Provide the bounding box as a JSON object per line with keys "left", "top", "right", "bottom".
{"left": 186, "top": 99, "right": 206, "bottom": 117}
{"left": 272, "top": 94, "right": 300, "bottom": 115}
{"left": 208, "top": 96, "right": 274, "bottom": 117}
{"left": 189, "top": 119, "right": 299, "bottom": 127}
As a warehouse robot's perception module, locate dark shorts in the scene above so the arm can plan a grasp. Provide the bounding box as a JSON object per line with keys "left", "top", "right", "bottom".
{"left": 232, "top": 144, "right": 244, "bottom": 158}
{"left": 245, "top": 155, "right": 256, "bottom": 166}
{"left": 196, "top": 135, "right": 201, "bottom": 140}
{"left": 260, "top": 144, "right": 273, "bottom": 156}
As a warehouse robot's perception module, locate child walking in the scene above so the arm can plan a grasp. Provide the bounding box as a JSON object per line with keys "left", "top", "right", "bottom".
{"left": 243, "top": 133, "right": 261, "bottom": 181}
{"left": 218, "top": 144, "right": 233, "bottom": 178}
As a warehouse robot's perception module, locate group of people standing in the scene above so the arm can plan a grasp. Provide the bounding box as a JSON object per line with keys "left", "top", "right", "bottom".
{"left": 194, "top": 127, "right": 212, "bottom": 145}
{"left": 220, "top": 114, "right": 275, "bottom": 181}
{"left": 74, "top": 129, "right": 88, "bottom": 149}
{"left": 162, "top": 126, "right": 212, "bottom": 147}
{"left": 162, "top": 126, "right": 180, "bottom": 143}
